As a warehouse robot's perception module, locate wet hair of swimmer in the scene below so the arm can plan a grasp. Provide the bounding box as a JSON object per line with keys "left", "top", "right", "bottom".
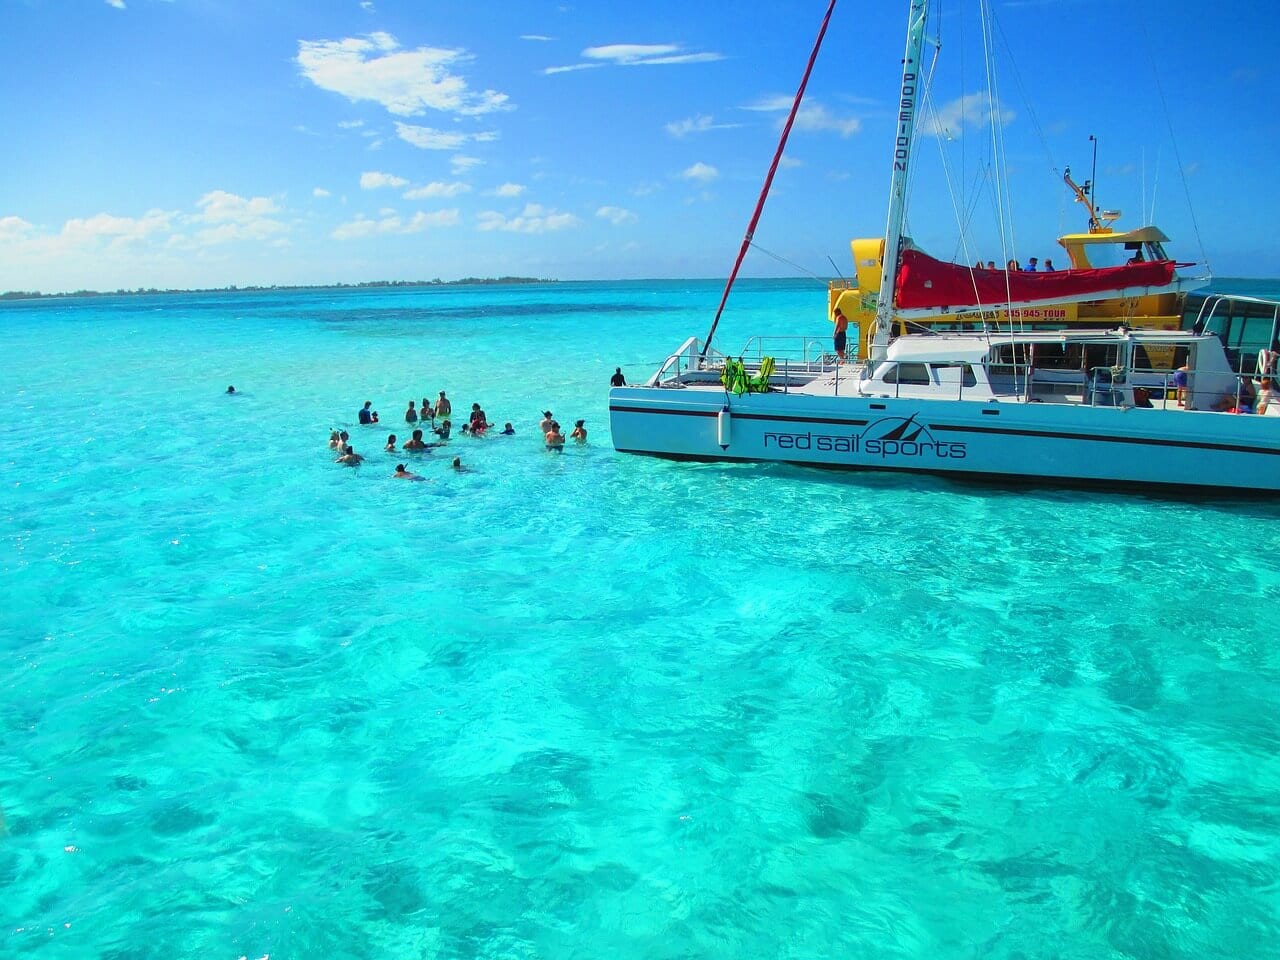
{"left": 396, "top": 463, "right": 406, "bottom": 471}
{"left": 452, "top": 457, "right": 461, "bottom": 468}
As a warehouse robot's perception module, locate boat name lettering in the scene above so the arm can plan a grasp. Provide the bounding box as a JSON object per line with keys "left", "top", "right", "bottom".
{"left": 895, "top": 72, "right": 916, "bottom": 172}
{"left": 762, "top": 419, "right": 966, "bottom": 461}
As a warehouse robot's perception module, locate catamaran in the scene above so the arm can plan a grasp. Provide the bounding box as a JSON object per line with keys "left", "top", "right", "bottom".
{"left": 608, "top": 0, "right": 1280, "bottom": 493}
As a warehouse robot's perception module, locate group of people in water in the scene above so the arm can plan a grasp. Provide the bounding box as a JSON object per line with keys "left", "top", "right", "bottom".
{"left": 329, "top": 389, "right": 593, "bottom": 479}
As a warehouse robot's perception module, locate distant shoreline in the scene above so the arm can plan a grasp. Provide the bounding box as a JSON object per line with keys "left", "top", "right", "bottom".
{"left": 0, "top": 276, "right": 555, "bottom": 302}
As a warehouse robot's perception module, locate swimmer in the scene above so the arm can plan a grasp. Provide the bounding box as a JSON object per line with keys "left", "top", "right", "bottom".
{"left": 226, "top": 385, "right": 236, "bottom": 394}
{"left": 338, "top": 430, "right": 351, "bottom": 454}
{"left": 451, "top": 456, "right": 466, "bottom": 471}
{"left": 436, "top": 391, "right": 452, "bottom": 418}
{"left": 500, "top": 423, "right": 515, "bottom": 435}
{"left": 336, "top": 446, "right": 363, "bottom": 465}
{"left": 371, "top": 411, "right": 380, "bottom": 424}
{"left": 545, "top": 420, "right": 565, "bottom": 450}
{"left": 403, "top": 429, "right": 427, "bottom": 451}
{"left": 385, "top": 434, "right": 397, "bottom": 452}
{"left": 460, "top": 423, "right": 470, "bottom": 436}
{"left": 328, "top": 430, "right": 342, "bottom": 448}
{"left": 433, "top": 419, "right": 452, "bottom": 440}
{"left": 359, "top": 401, "right": 373, "bottom": 424}
{"left": 404, "top": 400, "right": 418, "bottom": 424}
{"left": 570, "top": 419, "right": 587, "bottom": 443}
{"left": 393, "top": 463, "right": 424, "bottom": 480}
{"left": 539, "top": 410, "right": 554, "bottom": 436}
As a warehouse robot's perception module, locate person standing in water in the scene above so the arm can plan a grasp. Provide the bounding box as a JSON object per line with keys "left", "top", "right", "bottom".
{"left": 436, "top": 392, "right": 452, "bottom": 418}
{"left": 610, "top": 368, "right": 626, "bottom": 387}
{"left": 405, "top": 401, "right": 418, "bottom": 424}
{"left": 570, "top": 420, "right": 587, "bottom": 443}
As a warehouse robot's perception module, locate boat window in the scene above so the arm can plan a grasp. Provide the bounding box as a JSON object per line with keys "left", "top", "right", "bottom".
{"left": 882, "top": 362, "right": 930, "bottom": 385}
{"left": 929, "top": 363, "right": 977, "bottom": 386}
{"left": 1145, "top": 241, "right": 1169, "bottom": 262}
{"left": 1084, "top": 243, "right": 1133, "bottom": 269}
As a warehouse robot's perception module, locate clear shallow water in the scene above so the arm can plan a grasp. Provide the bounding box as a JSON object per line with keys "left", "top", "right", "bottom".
{"left": 2, "top": 279, "right": 1279, "bottom": 959}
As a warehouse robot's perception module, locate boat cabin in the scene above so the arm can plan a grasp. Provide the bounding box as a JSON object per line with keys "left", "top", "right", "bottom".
{"left": 855, "top": 329, "right": 1242, "bottom": 411}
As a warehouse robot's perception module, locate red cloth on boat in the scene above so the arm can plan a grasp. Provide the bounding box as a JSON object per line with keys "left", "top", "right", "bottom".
{"left": 894, "top": 248, "right": 1177, "bottom": 311}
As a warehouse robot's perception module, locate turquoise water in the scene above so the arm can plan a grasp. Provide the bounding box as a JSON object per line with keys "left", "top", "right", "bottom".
{"left": 2, "top": 279, "right": 1278, "bottom": 959}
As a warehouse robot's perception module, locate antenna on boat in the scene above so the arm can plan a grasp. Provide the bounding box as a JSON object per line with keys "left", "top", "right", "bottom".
{"left": 698, "top": 0, "right": 838, "bottom": 363}
{"left": 1089, "top": 133, "right": 1099, "bottom": 223}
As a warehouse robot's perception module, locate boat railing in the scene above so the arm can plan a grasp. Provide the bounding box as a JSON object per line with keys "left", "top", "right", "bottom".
{"left": 739, "top": 335, "right": 842, "bottom": 371}
{"left": 650, "top": 336, "right": 729, "bottom": 385}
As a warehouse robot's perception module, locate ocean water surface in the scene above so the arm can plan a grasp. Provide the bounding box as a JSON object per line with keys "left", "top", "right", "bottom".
{"left": 2, "top": 278, "right": 1278, "bottom": 959}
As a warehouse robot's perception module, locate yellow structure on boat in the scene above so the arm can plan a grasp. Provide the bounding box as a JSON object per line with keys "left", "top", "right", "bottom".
{"left": 828, "top": 174, "right": 1194, "bottom": 358}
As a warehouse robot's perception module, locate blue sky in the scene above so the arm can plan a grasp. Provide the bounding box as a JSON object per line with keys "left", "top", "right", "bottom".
{"left": 2, "top": 0, "right": 1277, "bottom": 292}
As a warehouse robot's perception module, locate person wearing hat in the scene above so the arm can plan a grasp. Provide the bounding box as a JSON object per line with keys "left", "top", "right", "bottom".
{"left": 570, "top": 419, "right": 587, "bottom": 443}
{"left": 539, "top": 411, "right": 554, "bottom": 436}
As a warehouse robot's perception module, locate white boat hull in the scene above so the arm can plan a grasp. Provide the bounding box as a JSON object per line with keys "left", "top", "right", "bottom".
{"left": 609, "top": 387, "right": 1280, "bottom": 493}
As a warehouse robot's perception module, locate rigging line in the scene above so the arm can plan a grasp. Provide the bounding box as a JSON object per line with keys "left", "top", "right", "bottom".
{"left": 978, "top": 0, "right": 1015, "bottom": 325}
{"left": 989, "top": 7, "right": 1057, "bottom": 181}
{"left": 746, "top": 241, "right": 830, "bottom": 283}
{"left": 1137, "top": 15, "right": 1209, "bottom": 272}
{"left": 700, "top": 0, "right": 838, "bottom": 359}
{"left": 921, "top": 61, "right": 985, "bottom": 309}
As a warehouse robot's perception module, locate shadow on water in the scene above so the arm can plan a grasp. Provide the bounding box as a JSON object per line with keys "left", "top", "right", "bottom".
{"left": 618, "top": 453, "right": 1280, "bottom": 519}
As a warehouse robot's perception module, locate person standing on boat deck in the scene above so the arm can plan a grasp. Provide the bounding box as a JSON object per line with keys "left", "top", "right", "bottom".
{"left": 833, "top": 308, "right": 849, "bottom": 361}
{"left": 539, "top": 411, "right": 555, "bottom": 436}
{"left": 610, "top": 367, "right": 626, "bottom": 387}
{"left": 1025, "top": 257, "right": 1039, "bottom": 272}
{"left": 1044, "top": 259, "right": 1056, "bottom": 271}
{"left": 359, "top": 401, "right": 373, "bottom": 424}
{"left": 986, "top": 260, "right": 996, "bottom": 269}
{"left": 436, "top": 392, "right": 452, "bottom": 418}
{"left": 404, "top": 401, "right": 418, "bottom": 424}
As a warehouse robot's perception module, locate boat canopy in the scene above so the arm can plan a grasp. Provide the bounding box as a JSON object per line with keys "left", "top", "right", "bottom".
{"left": 894, "top": 247, "right": 1177, "bottom": 313}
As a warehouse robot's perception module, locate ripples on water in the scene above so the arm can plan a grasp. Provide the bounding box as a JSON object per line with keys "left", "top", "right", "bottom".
{"left": 1, "top": 280, "right": 1278, "bottom": 959}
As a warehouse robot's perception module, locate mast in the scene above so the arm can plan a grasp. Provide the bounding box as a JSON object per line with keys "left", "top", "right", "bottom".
{"left": 869, "top": 0, "right": 929, "bottom": 363}
{"left": 699, "top": 0, "right": 838, "bottom": 362}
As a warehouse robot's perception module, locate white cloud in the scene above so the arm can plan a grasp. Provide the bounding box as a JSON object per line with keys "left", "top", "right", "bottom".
{"left": 488, "top": 182, "right": 525, "bottom": 198}
{"left": 919, "top": 93, "right": 1014, "bottom": 138}
{"left": 61, "top": 210, "right": 177, "bottom": 246}
{"left": 360, "top": 1, "right": 375, "bottom": 11}
{"left": 546, "top": 42, "right": 722, "bottom": 75}
{"left": 394, "top": 121, "right": 497, "bottom": 151}
{"left": 313, "top": 187, "right": 331, "bottom": 198}
{"left": 597, "top": 206, "right": 637, "bottom": 225}
{"left": 403, "top": 181, "right": 471, "bottom": 199}
{"left": 0, "top": 216, "right": 35, "bottom": 242}
{"left": 680, "top": 162, "right": 719, "bottom": 183}
{"left": 521, "top": 34, "right": 554, "bottom": 41}
{"left": 477, "top": 203, "right": 580, "bottom": 233}
{"left": 190, "top": 191, "right": 287, "bottom": 244}
{"left": 338, "top": 119, "right": 365, "bottom": 129}
{"left": 360, "top": 171, "right": 409, "bottom": 189}
{"left": 296, "top": 32, "right": 512, "bottom": 117}
{"left": 665, "top": 114, "right": 737, "bottom": 137}
{"left": 744, "top": 96, "right": 861, "bottom": 137}
{"left": 105, "top": 0, "right": 125, "bottom": 9}
{"left": 451, "top": 155, "right": 484, "bottom": 174}
{"left": 332, "top": 208, "right": 460, "bottom": 240}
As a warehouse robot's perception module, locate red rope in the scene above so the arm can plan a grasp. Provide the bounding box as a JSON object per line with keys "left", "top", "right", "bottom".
{"left": 701, "top": 0, "right": 838, "bottom": 358}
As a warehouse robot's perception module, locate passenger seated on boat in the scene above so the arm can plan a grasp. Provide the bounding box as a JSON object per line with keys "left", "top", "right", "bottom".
{"left": 1132, "top": 387, "right": 1153, "bottom": 408}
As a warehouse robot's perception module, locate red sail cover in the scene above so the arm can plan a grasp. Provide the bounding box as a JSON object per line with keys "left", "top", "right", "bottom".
{"left": 894, "top": 248, "right": 1178, "bottom": 311}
